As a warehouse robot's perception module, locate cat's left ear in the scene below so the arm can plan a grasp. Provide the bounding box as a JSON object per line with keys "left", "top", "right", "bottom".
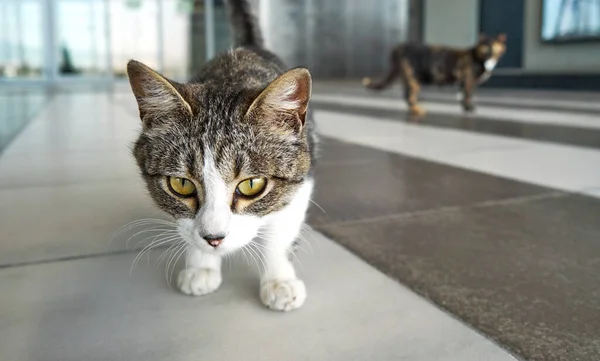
{"left": 127, "top": 60, "right": 192, "bottom": 125}
{"left": 246, "top": 67, "right": 311, "bottom": 132}
{"left": 497, "top": 33, "right": 507, "bottom": 42}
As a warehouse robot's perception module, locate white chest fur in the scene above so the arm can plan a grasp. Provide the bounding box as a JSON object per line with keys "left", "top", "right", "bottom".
{"left": 484, "top": 59, "right": 498, "bottom": 71}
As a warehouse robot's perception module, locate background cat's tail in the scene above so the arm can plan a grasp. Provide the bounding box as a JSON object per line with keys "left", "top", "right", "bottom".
{"left": 226, "top": 0, "right": 264, "bottom": 48}
{"left": 362, "top": 69, "right": 398, "bottom": 91}
{"left": 362, "top": 48, "right": 401, "bottom": 91}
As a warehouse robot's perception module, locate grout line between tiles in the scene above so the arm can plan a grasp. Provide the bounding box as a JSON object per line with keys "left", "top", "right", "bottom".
{"left": 312, "top": 191, "right": 568, "bottom": 229}
{"left": 0, "top": 175, "right": 141, "bottom": 191}
{"left": 0, "top": 245, "right": 171, "bottom": 270}
{"left": 307, "top": 225, "right": 526, "bottom": 361}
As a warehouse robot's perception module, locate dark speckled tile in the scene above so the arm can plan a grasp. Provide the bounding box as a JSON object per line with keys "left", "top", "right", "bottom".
{"left": 309, "top": 138, "right": 556, "bottom": 225}
{"left": 316, "top": 138, "right": 388, "bottom": 165}
{"left": 316, "top": 194, "right": 600, "bottom": 361}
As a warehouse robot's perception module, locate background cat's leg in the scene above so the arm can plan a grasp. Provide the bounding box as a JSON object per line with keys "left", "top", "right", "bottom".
{"left": 259, "top": 181, "right": 312, "bottom": 312}
{"left": 461, "top": 67, "right": 476, "bottom": 112}
{"left": 456, "top": 82, "right": 465, "bottom": 101}
{"left": 177, "top": 248, "right": 222, "bottom": 296}
{"left": 400, "top": 59, "right": 425, "bottom": 117}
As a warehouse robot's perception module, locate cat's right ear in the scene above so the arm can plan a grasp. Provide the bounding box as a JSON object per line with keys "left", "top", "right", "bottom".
{"left": 245, "top": 67, "right": 312, "bottom": 133}
{"left": 127, "top": 60, "right": 192, "bottom": 125}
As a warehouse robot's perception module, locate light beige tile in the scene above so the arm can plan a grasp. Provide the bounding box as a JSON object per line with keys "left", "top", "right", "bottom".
{"left": 0, "top": 149, "right": 140, "bottom": 188}
{"left": 0, "top": 230, "right": 517, "bottom": 361}
{"left": 0, "top": 179, "right": 167, "bottom": 265}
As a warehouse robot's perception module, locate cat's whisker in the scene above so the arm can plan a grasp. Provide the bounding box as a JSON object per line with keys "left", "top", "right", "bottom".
{"left": 295, "top": 235, "right": 314, "bottom": 254}
{"left": 130, "top": 236, "right": 181, "bottom": 276}
{"left": 163, "top": 242, "right": 185, "bottom": 287}
{"left": 112, "top": 219, "right": 158, "bottom": 238}
{"left": 240, "top": 246, "right": 251, "bottom": 268}
{"left": 135, "top": 234, "right": 181, "bottom": 259}
{"left": 293, "top": 242, "right": 311, "bottom": 256}
{"left": 249, "top": 242, "right": 269, "bottom": 272}
{"left": 156, "top": 241, "right": 181, "bottom": 265}
{"left": 125, "top": 227, "right": 177, "bottom": 249}
{"left": 299, "top": 224, "right": 323, "bottom": 249}
{"left": 132, "top": 230, "right": 178, "bottom": 250}
{"left": 249, "top": 239, "right": 275, "bottom": 253}
{"left": 243, "top": 244, "right": 258, "bottom": 270}
{"left": 167, "top": 244, "right": 188, "bottom": 288}
{"left": 112, "top": 218, "right": 176, "bottom": 241}
{"left": 246, "top": 244, "right": 265, "bottom": 274}
{"left": 309, "top": 199, "right": 326, "bottom": 214}
{"left": 223, "top": 252, "right": 230, "bottom": 272}
{"left": 245, "top": 246, "right": 261, "bottom": 273}
{"left": 290, "top": 250, "right": 305, "bottom": 272}
{"left": 150, "top": 242, "right": 181, "bottom": 279}
{"left": 252, "top": 237, "right": 306, "bottom": 270}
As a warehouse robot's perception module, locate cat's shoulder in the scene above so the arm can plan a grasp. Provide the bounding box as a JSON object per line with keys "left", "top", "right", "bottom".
{"left": 190, "top": 47, "right": 285, "bottom": 85}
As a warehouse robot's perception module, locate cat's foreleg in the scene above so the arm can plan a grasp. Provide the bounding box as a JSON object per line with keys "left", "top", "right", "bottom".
{"left": 461, "top": 68, "right": 476, "bottom": 112}
{"left": 259, "top": 180, "right": 313, "bottom": 311}
{"left": 177, "top": 248, "right": 222, "bottom": 296}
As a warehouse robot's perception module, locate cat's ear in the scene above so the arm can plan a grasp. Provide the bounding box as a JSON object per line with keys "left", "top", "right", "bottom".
{"left": 246, "top": 67, "right": 311, "bottom": 132}
{"left": 127, "top": 60, "right": 192, "bottom": 124}
{"left": 497, "top": 33, "right": 507, "bottom": 42}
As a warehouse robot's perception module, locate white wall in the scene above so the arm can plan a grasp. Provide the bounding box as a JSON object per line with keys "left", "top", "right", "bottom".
{"left": 523, "top": 0, "right": 600, "bottom": 72}
{"left": 424, "top": 0, "right": 478, "bottom": 47}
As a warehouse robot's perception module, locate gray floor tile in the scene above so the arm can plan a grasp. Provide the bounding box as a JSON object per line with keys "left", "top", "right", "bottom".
{"left": 0, "top": 230, "right": 517, "bottom": 361}
{"left": 309, "top": 138, "right": 554, "bottom": 225}
{"left": 317, "top": 194, "right": 600, "bottom": 361}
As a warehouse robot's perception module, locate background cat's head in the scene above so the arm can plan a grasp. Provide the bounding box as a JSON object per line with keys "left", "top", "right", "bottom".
{"left": 474, "top": 33, "right": 507, "bottom": 69}
{"left": 127, "top": 60, "right": 313, "bottom": 255}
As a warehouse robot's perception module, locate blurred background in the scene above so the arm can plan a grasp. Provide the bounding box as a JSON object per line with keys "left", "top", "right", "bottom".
{"left": 2, "top": 0, "right": 600, "bottom": 149}
{"left": 2, "top": 0, "right": 599, "bottom": 81}
{"left": 1, "top": 1, "right": 600, "bottom": 361}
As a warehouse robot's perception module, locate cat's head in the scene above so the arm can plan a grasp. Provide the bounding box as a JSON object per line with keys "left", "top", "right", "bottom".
{"left": 126, "top": 60, "right": 313, "bottom": 255}
{"left": 474, "top": 33, "right": 507, "bottom": 68}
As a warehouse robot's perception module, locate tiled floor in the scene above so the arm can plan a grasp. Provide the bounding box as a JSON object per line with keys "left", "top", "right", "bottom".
{"left": 0, "top": 88, "right": 48, "bottom": 154}
{"left": 1, "top": 82, "right": 599, "bottom": 361}
{"left": 308, "top": 83, "right": 600, "bottom": 361}
{"left": 311, "top": 140, "right": 600, "bottom": 361}
{"left": 0, "top": 88, "right": 521, "bottom": 361}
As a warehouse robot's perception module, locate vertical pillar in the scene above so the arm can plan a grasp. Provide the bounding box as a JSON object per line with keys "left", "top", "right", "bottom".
{"left": 42, "top": 0, "right": 58, "bottom": 82}
{"left": 205, "top": 0, "right": 215, "bottom": 60}
{"left": 157, "top": 0, "right": 165, "bottom": 72}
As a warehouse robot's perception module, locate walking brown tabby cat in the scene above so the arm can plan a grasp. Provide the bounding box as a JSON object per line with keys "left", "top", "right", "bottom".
{"left": 363, "top": 34, "right": 507, "bottom": 117}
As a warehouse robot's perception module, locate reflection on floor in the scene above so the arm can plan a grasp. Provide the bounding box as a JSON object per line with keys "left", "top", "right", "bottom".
{"left": 0, "top": 88, "right": 48, "bottom": 154}
{"left": 1, "top": 82, "right": 599, "bottom": 361}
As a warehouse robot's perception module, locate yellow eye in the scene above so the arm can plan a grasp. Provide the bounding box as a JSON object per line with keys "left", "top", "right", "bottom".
{"left": 236, "top": 177, "right": 267, "bottom": 198}
{"left": 168, "top": 177, "right": 196, "bottom": 197}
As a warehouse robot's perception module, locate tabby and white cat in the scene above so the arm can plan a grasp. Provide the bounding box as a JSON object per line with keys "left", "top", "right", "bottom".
{"left": 126, "top": 0, "right": 316, "bottom": 311}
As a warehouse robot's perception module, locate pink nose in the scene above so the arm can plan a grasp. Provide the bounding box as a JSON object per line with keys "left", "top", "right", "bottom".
{"left": 204, "top": 234, "right": 224, "bottom": 247}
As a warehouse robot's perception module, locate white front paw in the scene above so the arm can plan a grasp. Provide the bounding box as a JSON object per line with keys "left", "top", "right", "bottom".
{"left": 260, "top": 279, "right": 306, "bottom": 312}
{"left": 177, "top": 268, "right": 222, "bottom": 296}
